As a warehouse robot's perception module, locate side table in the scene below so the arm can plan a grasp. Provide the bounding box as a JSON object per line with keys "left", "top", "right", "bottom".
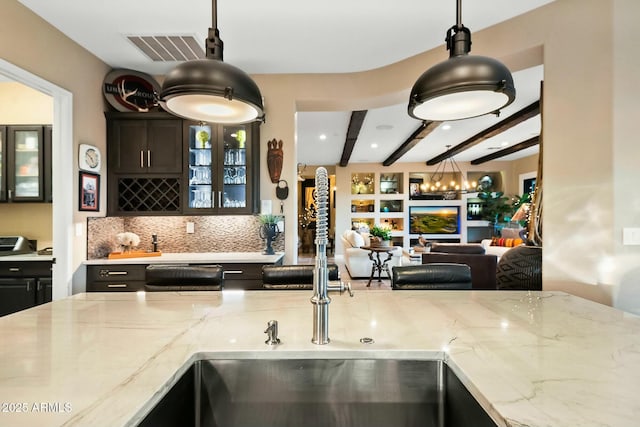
{"left": 361, "top": 245, "right": 397, "bottom": 287}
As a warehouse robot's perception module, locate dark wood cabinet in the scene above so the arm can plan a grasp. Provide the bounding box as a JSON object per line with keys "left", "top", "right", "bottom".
{"left": 106, "top": 112, "right": 183, "bottom": 216}
{"left": 0, "top": 125, "right": 51, "bottom": 203}
{"left": 86, "top": 264, "right": 147, "bottom": 292}
{"left": 107, "top": 114, "right": 182, "bottom": 174}
{"left": 0, "top": 261, "right": 54, "bottom": 317}
{"left": 86, "top": 259, "right": 282, "bottom": 291}
{"left": 106, "top": 113, "right": 260, "bottom": 216}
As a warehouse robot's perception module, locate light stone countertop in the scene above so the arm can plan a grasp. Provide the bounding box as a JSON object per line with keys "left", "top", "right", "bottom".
{"left": 1, "top": 290, "right": 639, "bottom": 427}
{"left": 83, "top": 251, "right": 284, "bottom": 265}
{"left": 0, "top": 253, "right": 55, "bottom": 262}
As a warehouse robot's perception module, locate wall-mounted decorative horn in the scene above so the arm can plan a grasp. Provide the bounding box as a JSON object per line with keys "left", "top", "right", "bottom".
{"left": 267, "top": 139, "right": 283, "bottom": 183}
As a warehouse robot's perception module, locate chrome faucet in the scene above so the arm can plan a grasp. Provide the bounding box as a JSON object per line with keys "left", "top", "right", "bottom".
{"left": 264, "top": 320, "right": 281, "bottom": 345}
{"left": 311, "top": 167, "right": 353, "bottom": 345}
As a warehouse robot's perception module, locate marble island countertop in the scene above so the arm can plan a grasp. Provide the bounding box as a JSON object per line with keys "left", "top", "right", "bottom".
{"left": 83, "top": 251, "right": 284, "bottom": 265}
{"left": 1, "top": 290, "right": 639, "bottom": 427}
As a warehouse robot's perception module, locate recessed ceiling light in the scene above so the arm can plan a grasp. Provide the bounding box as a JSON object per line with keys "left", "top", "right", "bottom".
{"left": 501, "top": 141, "right": 509, "bottom": 147}
{"left": 376, "top": 124, "right": 394, "bottom": 131}
{"left": 371, "top": 143, "right": 378, "bottom": 148}
{"left": 442, "top": 124, "right": 452, "bottom": 130}
{"left": 319, "top": 134, "right": 327, "bottom": 140}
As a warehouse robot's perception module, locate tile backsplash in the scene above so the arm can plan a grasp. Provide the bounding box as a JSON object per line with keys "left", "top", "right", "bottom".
{"left": 87, "top": 215, "right": 285, "bottom": 259}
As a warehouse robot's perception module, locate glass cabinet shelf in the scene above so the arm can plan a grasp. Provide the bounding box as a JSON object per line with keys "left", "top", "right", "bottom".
{"left": 351, "top": 173, "right": 375, "bottom": 194}
{"left": 351, "top": 199, "right": 375, "bottom": 213}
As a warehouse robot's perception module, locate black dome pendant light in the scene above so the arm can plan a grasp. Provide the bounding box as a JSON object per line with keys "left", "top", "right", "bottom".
{"left": 408, "top": 0, "right": 515, "bottom": 121}
{"left": 159, "top": 0, "right": 264, "bottom": 124}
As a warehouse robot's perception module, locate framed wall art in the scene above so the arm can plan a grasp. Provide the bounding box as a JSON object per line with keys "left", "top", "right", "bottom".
{"left": 79, "top": 172, "right": 100, "bottom": 211}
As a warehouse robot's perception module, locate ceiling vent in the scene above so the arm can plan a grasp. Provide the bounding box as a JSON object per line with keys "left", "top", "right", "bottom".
{"left": 126, "top": 35, "right": 205, "bottom": 62}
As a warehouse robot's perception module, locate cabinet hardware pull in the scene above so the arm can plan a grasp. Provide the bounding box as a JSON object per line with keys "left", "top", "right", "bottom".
{"left": 147, "top": 150, "right": 151, "bottom": 167}
{"left": 224, "top": 270, "right": 244, "bottom": 274}
{"left": 218, "top": 191, "right": 221, "bottom": 208}
{"left": 107, "top": 271, "right": 128, "bottom": 276}
{"left": 8, "top": 189, "right": 12, "bottom": 200}
{"left": 9, "top": 267, "right": 21, "bottom": 272}
{"left": 107, "top": 284, "right": 128, "bottom": 288}
{"left": 27, "top": 283, "right": 31, "bottom": 291}
{"left": 140, "top": 150, "right": 144, "bottom": 168}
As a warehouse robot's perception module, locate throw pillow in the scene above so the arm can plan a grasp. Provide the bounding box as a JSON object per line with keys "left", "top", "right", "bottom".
{"left": 491, "top": 237, "right": 524, "bottom": 247}
{"left": 359, "top": 231, "right": 371, "bottom": 247}
{"left": 501, "top": 227, "right": 523, "bottom": 239}
{"left": 345, "top": 230, "right": 364, "bottom": 248}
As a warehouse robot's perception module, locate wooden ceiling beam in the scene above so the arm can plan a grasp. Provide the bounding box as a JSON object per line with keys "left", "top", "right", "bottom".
{"left": 426, "top": 100, "right": 540, "bottom": 166}
{"left": 382, "top": 121, "right": 441, "bottom": 166}
{"left": 339, "top": 110, "right": 367, "bottom": 167}
{"left": 470, "top": 135, "right": 540, "bottom": 165}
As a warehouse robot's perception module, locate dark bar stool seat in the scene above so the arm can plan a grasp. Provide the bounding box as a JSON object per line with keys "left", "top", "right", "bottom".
{"left": 145, "top": 265, "right": 224, "bottom": 291}
{"left": 262, "top": 264, "right": 340, "bottom": 290}
{"left": 392, "top": 263, "right": 472, "bottom": 290}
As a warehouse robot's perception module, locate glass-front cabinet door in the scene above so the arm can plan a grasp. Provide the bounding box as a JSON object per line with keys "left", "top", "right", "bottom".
{"left": 220, "top": 125, "right": 248, "bottom": 211}
{"left": 6, "top": 126, "right": 44, "bottom": 202}
{"left": 0, "top": 127, "right": 5, "bottom": 201}
{"left": 186, "top": 123, "right": 215, "bottom": 209}
{"left": 183, "top": 122, "right": 257, "bottom": 214}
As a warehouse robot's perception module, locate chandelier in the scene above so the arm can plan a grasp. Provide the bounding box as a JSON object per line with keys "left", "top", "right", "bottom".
{"left": 419, "top": 148, "right": 477, "bottom": 198}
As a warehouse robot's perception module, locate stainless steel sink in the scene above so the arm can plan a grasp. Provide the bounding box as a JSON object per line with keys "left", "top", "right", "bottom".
{"left": 136, "top": 359, "right": 497, "bottom": 427}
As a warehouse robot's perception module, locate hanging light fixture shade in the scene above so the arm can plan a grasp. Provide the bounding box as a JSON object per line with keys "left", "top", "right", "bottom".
{"left": 159, "top": 1, "right": 264, "bottom": 124}
{"left": 408, "top": 0, "right": 515, "bottom": 121}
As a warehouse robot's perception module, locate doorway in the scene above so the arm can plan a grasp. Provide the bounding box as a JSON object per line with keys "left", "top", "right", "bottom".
{"left": 0, "top": 59, "right": 74, "bottom": 300}
{"left": 296, "top": 168, "right": 336, "bottom": 260}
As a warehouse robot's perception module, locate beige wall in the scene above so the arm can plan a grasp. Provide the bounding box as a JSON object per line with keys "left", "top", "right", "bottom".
{"left": 1, "top": 0, "right": 110, "bottom": 290}
{"left": 0, "top": 81, "right": 54, "bottom": 248}
{"left": 0, "top": 81, "right": 53, "bottom": 123}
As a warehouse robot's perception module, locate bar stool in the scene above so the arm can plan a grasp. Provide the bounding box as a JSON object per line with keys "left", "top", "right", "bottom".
{"left": 262, "top": 264, "right": 340, "bottom": 290}
{"left": 144, "top": 265, "right": 224, "bottom": 291}
{"left": 392, "top": 263, "right": 472, "bottom": 290}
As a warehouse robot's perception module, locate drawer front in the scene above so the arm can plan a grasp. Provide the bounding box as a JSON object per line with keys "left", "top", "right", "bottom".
{"left": 0, "top": 262, "right": 53, "bottom": 277}
{"left": 87, "top": 280, "right": 146, "bottom": 292}
{"left": 87, "top": 265, "right": 147, "bottom": 282}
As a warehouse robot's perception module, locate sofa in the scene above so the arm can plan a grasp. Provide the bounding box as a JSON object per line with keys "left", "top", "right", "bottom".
{"left": 421, "top": 243, "right": 497, "bottom": 290}
{"left": 340, "top": 229, "right": 402, "bottom": 278}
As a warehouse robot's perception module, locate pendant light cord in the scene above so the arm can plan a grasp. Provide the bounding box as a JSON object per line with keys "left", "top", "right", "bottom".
{"left": 447, "top": 0, "right": 470, "bottom": 57}
{"left": 207, "top": 0, "right": 223, "bottom": 61}
{"left": 212, "top": 0, "right": 217, "bottom": 30}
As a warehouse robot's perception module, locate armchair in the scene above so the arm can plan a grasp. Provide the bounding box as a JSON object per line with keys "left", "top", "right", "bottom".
{"left": 340, "top": 229, "right": 402, "bottom": 278}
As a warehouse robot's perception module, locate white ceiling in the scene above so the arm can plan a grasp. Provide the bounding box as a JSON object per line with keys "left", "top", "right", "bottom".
{"left": 17, "top": 0, "right": 553, "bottom": 165}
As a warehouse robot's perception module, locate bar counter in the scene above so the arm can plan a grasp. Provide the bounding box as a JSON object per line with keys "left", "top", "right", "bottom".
{"left": 1, "top": 290, "right": 639, "bottom": 426}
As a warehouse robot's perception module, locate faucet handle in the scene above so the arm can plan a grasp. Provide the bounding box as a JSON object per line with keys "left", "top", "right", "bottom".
{"left": 264, "top": 320, "right": 281, "bottom": 345}
{"left": 327, "top": 281, "right": 354, "bottom": 297}
{"left": 344, "top": 282, "right": 354, "bottom": 297}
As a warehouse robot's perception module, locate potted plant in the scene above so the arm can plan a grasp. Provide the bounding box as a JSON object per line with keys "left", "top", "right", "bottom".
{"left": 369, "top": 225, "right": 392, "bottom": 247}
{"left": 259, "top": 214, "right": 283, "bottom": 255}
{"left": 477, "top": 191, "right": 512, "bottom": 236}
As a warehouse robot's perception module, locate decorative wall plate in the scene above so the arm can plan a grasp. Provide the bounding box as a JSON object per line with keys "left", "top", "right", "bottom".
{"left": 79, "top": 144, "right": 101, "bottom": 172}
{"left": 102, "top": 69, "right": 160, "bottom": 112}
